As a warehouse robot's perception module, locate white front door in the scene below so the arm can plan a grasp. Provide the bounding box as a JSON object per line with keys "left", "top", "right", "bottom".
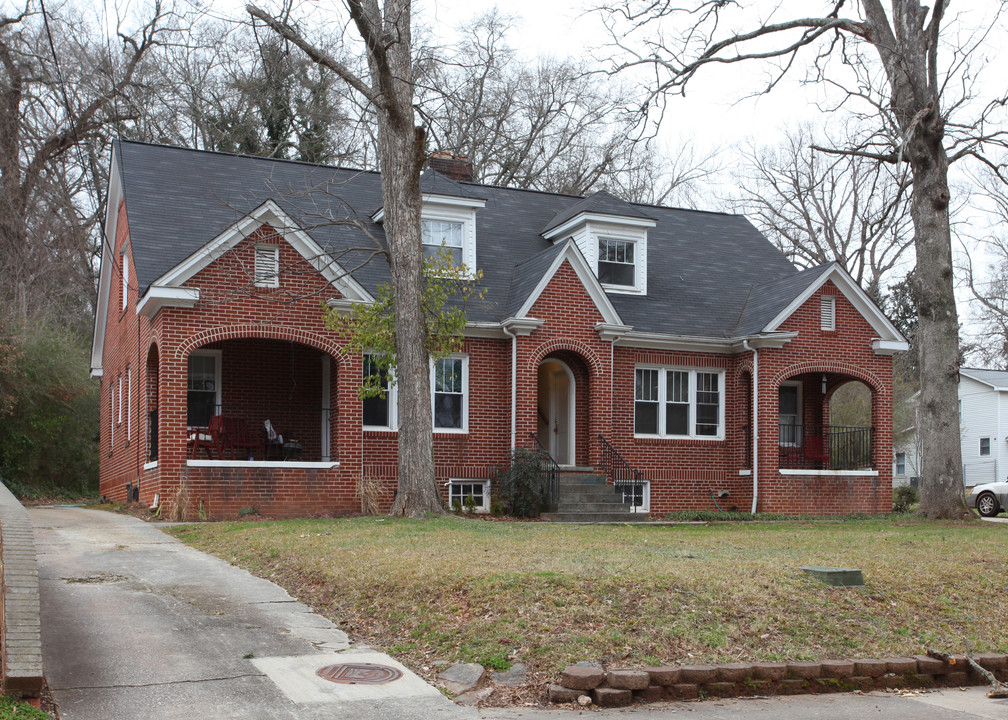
{"left": 538, "top": 360, "right": 575, "bottom": 466}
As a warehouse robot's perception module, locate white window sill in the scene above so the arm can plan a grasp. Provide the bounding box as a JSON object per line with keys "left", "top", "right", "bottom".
{"left": 634, "top": 434, "right": 724, "bottom": 441}
{"left": 602, "top": 283, "right": 644, "bottom": 295}
{"left": 738, "top": 469, "right": 751, "bottom": 476}
{"left": 143, "top": 460, "right": 158, "bottom": 471}
{"left": 187, "top": 460, "right": 340, "bottom": 469}
{"left": 779, "top": 469, "right": 878, "bottom": 477}
{"left": 434, "top": 428, "right": 468, "bottom": 434}
{"left": 363, "top": 426, "right": 397, "bottom": 433}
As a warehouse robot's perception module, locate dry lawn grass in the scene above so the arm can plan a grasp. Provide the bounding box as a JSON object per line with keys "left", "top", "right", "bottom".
{"left": 167, "top": 516, "right": 1008, "bottom": 694}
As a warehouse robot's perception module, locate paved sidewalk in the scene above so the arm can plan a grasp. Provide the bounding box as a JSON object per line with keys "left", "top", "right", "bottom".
{"left": 31, "top": 507, "right": 1008, "bottom": 720}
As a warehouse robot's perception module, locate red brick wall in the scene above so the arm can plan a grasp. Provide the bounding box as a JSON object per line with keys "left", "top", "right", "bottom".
{"left": 99, "top": 220, "right": 895, "bottom": 518}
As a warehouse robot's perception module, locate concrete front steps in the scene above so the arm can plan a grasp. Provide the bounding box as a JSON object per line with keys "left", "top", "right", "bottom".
{"left": 541, "top": 469, "right": 651, "bottom": 523}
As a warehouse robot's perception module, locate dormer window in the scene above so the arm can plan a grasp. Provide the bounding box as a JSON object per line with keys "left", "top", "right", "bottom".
{"left": 598, "top": 238, "right": 636, "bottom": 287}
{"left": 422, "top": 219, "right": 464, "bottom": 265}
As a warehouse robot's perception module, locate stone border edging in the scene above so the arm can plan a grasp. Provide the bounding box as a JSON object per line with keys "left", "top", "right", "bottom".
{"left": 0, "top": 483, "right": 43, "bottom": 697}
{"left": 550, "top": 654, "right": 1008, "bottom": 707}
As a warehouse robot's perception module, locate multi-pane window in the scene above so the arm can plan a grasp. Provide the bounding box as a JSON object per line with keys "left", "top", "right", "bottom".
{"left": 618, "top": 481, "right": 649, "bottom": 512}
{"left": 895, "top": 452, "right": 906, "bottom": 476}
{"left": 363, "top": 354, "right": 394, "bottom": 428}
{"left": 422, "top": 220, "right": 463, "bottom": 265}
{"left": 187, "top": 354, "right": 218, "bottom": 428}
{"left": 433, "top": 357, "right": 465, "bottom": 429}
{"left": 449, "top": 480, "right": 488, "bottom": 512}
{"left": 254, "top": 245, "right": 279, "bottom": 287}
{"left": 778, "top": 384, "right": 800, "bottom": 446}
{"left": 634, "top": 366, "right": 723, "bottom": 438}
{"left": 980, "top": 437, "right": 991, "bottom": 457}
{"left": 126, "top": 366, "right": 132, "bottom": 441}
{"left": 598, "top": 238, "right": 635, "bottom": 287}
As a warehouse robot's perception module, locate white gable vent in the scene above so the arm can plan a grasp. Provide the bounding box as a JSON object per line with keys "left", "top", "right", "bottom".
{"left": 254, "top": 245, "right": 279, "bottom": 288}
{"left": 821, "top": 295, "right": 836, "bottom": 331}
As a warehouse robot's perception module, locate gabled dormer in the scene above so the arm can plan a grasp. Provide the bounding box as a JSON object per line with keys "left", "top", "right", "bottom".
{"left": 372, "top": 169, "right": 486, "bottom": 272}
{"left": 541, "top": 191, "right": 656, "bottom": 295}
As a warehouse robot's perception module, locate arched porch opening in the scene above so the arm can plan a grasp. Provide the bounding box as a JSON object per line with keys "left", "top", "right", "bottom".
{"left": 184, "top": 337, "right": 337, "bottom": 463}
{"left": 777, "top": 371, "right": 877, "bottom": 471}
{"left": 536, "top": 350, "right": 592, "bottom": 467}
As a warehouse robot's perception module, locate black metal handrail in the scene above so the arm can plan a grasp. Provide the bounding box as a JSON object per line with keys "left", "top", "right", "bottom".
{"left": 528, "top": 432, "right": 559, "bottom": 512}
{"left": 597, "top": 434, "right": 642, "bottom": 487}
{"left": 778, "top": 423, "right": 873, "bottom": 471}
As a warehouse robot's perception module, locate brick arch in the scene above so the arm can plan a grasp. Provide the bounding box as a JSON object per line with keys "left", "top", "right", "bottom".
{"left": 734, "top": 360, "right": 754, "bottom": 380}
{"left": 527, "top": 339, "right": 603, "bottom": 377}
{"left": 770, "top": 361, "right": 883, "bottom": 395}
{"left": 175, "top": 325, "right": 343, "bottom": 364}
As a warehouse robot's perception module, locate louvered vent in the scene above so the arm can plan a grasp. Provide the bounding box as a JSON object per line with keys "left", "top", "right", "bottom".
{"left": 254, "top": 245, "right": 279, "bottom": 287}
{"left": 820, "top": 295, "right": 836, "bottom": 331}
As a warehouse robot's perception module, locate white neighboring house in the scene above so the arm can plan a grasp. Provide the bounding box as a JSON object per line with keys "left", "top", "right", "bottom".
{"left": 892, "top": 390, "right": 921, "bottom": 488}
{"left": 958, "top": 368, "right": 1008, "bottom": 488}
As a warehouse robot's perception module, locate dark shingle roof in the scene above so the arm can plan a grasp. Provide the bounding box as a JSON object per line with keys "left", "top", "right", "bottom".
{"left": 114, "top": 140, "right": 801, "bottom": 338}
{"left": 733, "top": 263, "right": 832, "bottom": 335}
{"left": 541, "top": 190, "right": 655, "bottom": 235}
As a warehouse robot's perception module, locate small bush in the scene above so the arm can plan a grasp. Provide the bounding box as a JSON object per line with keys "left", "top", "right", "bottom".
{"left": 0, "top": 693, "right": 50, "bottom": 719}
{"left": 893, "top": 484, "right": 919, "bottom": 513}
{"left": 493, "top": 448, "right": 549, "bottom": 518}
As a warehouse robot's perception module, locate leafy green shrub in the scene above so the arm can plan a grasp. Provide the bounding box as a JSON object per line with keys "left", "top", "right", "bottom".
{"left": 489, "top": 495, "right": 503, "bottom": 517}
{"left": 493, "top": 448, "right": 549, "bottom": 518}
{"left": 893, "top": 484, "right": 919, "bottom": 513}
{"left": 0, "top": 693, "right": 50, "bottom": 719}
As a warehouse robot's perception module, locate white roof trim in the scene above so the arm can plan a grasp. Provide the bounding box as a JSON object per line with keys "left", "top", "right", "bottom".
{"left": 90, "top": 145, "right": 125, "bottom": 376}
{"left": 137, "top": 286, "right": 200, "bottom": 318}
{"left": 872, "top": 339, "right": 910, "bottom": 356}
{"left": 152, "top": 199, "right": 373, "bottom": 303}
{"left": 513, "top": 240, "right": 623, "bottom": 326}
{"left": 762, "top": 262, "right": 906, "bottom": 345}
{"left": 543, "top": 211, "right": 656, "bottom": 241}
{"left": 960, "top": 368, "right": 1008, "bottom": 391}
{"left": 372, "top": 193, "right": 486, "bottom": 222}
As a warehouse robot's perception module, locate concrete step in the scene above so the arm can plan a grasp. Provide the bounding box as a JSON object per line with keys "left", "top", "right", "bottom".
{"left": 541, "top": 511, "right": 652, "bottom": 523}
{"left": 555, "top": 501, "right": 635, "bottom": 513}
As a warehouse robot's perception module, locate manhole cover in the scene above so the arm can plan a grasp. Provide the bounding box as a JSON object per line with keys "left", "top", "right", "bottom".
{"left": 317, "top": 663, "right": 403, "bottom": 685}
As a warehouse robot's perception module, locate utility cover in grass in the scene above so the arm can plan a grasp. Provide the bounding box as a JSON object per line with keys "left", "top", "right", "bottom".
{"left": 800, "top": 566, "right": 864, "bottom": 587}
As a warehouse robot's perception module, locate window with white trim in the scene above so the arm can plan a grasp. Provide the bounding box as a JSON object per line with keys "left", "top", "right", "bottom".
{"left": 121, "top": 250, "right": 129, "bottom": 311}
{"left": 980, "top": 437, "right": 991, "bottom": 457}
{"left": 187, "top": 351, "right": 221, "bottom": 428}
{"left": 422, "top": 220, "right": 464, "bottom": 266}
{"left": 448, "top": 479, "right": 489, "bottom": 513}
{"left": 634, "top": 366, "right": 724, "bottom": 438}
{"left": 598, "top": 237, "right": 636, "bottom": 287}
{"left": 618, "top": 480, "right": 650, "bottom": 513}
{"left": 778, "top": 383, "right": 802, "bottom": 446}
{"left": 895, "top": 452, "right": 906, "bottom": 476}
{"left": 363, "top": 354, "right": 396, "bottom": 429}
{"left": 821, "top": 296, "right": 836, "bottom": 331}
{"left": 126, "top": 366, "right": 132, "bottom": 442}
{"left": 433, "top": 356, "right": 468, "bottom": 431}
{"left": 117, "top": 375, "right": 123, "bottom": 425}
{"left": 254, "top": 244, "right": 280, "bottom": 287}
{"left": 109, "top": 383, "right": 114, "bottom": 446}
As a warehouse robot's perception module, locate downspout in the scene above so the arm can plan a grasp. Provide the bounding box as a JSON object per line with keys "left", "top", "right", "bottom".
{"left": 744, "top": 339, "right": 759, "bottom": 514}
{"left": 502, "top": 325, "right": 517, "bottom": 451}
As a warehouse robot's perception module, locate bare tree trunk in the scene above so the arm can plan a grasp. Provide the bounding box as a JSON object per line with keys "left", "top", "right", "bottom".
{"left": 907, "top": 105, "right": 969, "bottom": 518}
{"left": 375, "top": 74, "right": 440, "bottom": 518}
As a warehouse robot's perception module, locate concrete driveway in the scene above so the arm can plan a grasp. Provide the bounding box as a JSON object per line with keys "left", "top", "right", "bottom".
{"left": 31, "top": 507, "right": 1008, "bottom": 720}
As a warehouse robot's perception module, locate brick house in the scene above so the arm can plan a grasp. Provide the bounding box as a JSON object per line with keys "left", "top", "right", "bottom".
{"left": 91, "top": 141, "right": 907, "bottom": 519}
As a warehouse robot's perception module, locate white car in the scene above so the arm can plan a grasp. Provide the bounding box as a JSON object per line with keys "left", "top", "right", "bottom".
{"left": 967, "top": 482, "right": 1008, "bottom": 517}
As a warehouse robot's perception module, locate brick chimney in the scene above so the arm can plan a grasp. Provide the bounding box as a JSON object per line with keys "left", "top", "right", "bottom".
{"left": 425, "top": 151, "right": 475, "bottom": 182}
